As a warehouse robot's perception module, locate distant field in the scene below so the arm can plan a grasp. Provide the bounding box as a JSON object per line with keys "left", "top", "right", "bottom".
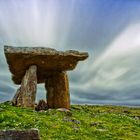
{"left": 0, "top": 102, "right": 140, "bottom": 140}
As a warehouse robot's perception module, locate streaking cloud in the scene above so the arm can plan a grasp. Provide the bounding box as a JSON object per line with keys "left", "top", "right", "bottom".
{"left": 0, "top": 0, "right": 140, "bottom": 106}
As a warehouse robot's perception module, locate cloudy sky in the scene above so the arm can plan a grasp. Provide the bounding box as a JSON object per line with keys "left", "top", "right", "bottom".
{"left": 0, "top": 0, "right": 140, "bottom": 106}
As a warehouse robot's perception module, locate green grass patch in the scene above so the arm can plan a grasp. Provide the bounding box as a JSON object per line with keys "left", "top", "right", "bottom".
{"left": 0, "top": 102, "right": 140, "bottom": 140}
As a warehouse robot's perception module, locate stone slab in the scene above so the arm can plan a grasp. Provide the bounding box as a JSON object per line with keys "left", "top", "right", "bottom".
{"left": 45, "top": 71, "right": 70, "bottom": 109}
{"left": 0, "top": 129, "right": 40, "bottom": 140}
{"left": 12, "top": 65, "right": 37, "bottom": 109}
{"left": 4, "top": 46, "right": 88, "bottom": 84}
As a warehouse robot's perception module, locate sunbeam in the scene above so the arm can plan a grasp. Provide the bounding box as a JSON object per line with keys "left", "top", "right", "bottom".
{"left": 0, "top": 0, "right": 140, "bottom": 106}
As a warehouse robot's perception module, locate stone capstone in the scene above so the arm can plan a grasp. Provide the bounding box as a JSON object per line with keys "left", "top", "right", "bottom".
{"left": 4, "top": 46, "right": 88, "bottom": 84}
{"left": 35, "top": 100, "right": 47, "bottom": 111}
{"left": 45, "top": 71, "right": 70, "bottom": 109}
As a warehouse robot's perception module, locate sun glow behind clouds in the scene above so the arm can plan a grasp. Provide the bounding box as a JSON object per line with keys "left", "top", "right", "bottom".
{"left": 76, "top": 23, "right": 140, "bottom": 93}
{"left": 0, "top": 0, "right": 76, "bottom": 48}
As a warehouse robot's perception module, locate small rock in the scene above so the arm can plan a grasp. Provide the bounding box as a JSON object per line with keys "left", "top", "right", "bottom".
{"left": 48, "top": 108, "right": 52, "bottom": 112}
{"left": 134, "top": 116, "right": 140, "bottom": 120}
{"left": 90, "top": 122, "right": 102, "bottom": 126}
{"left": 97, "top": 129, "right": 107, "bottom": 132}
{"left": 74, "top": 128, "right": 79, "bottom": 132}
{"left": 35, "top": 100, "right": 47, "bottom": 111}
{"left": 123, "top": 110, "right": 130, "bottom": 114}
{"left": 73, "top": 125, "right": 80, "bottom": 132}
{"left": 0, "top": 108, "right": 4, "bottom": 112}
{"left": 72, "top": 119, "right": 81, "bottom": 124}
{"left": 57, "top": 108, "right": 70, "bottom": 112}
{"left": 57, "top": 108, "right": 72, "bottom": 116}
{"left": 62, "top": 117, "right": 81, "bottom": 124}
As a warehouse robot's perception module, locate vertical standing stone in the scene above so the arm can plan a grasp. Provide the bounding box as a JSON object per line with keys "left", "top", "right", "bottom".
{"left": 45, "top": 71, "right": 70, "bottom": 109}
{"left": 12, "top": 65, "right": 37, "bottom": 109}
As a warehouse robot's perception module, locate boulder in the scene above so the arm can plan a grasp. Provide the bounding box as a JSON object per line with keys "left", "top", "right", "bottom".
{"left": 35, "top": 100, "right": 47, "bottom": 111}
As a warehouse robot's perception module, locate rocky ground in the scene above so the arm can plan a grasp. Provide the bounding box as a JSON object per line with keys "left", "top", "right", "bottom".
{"left": 0, "top": 101, "right": 140, "bottom": 140}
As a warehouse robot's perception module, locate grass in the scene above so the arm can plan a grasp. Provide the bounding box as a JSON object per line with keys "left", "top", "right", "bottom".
{"left": 0, "top": 102, "right": 140, "bottom": 140}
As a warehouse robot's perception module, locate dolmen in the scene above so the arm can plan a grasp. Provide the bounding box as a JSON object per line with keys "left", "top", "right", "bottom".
{"left": 4, "top": 46, "right": 88, "bottom": 110}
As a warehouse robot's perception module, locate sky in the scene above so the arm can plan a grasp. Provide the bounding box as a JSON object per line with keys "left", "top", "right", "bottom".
{"left": 0, "top": 0, "right": 140, "bottom": 106}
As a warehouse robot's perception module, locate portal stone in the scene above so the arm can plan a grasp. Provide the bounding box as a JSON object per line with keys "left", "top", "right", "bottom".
{"left": 12, "top": 65, "right": 37, "bottom": 109}
{"left": 45, "top": 71, "right": 70, "bottom": 109}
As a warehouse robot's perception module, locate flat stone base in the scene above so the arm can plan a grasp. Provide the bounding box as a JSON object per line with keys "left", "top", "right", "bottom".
{"left": 45, "top": 71, "right": 70, "bottom": 109}
{"left": 12, "top": 65, "right": 37, "bottom": 109}
{"left": 0, "top": 129, "right": 40, "bottom": 140}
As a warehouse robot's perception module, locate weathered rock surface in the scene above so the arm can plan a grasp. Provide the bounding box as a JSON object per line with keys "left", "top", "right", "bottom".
{"left": 4, "top": 46, "right": 88, "bottom": 84}
{"left": 0, "top": 129, "right": 40, "bottom": 140}
{"left": 12, "top": 65, "right": 37, "bottom": 109}
{"left": 35, "top": 100, "right": 47, "bottom": 111}
{"left": 45, "top": 71, "right": 70, "bottom": 109}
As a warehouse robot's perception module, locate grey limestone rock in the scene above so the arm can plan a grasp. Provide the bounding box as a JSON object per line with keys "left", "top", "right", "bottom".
{"left": 4, "top": 46, "right": 88, "bottom": 84}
